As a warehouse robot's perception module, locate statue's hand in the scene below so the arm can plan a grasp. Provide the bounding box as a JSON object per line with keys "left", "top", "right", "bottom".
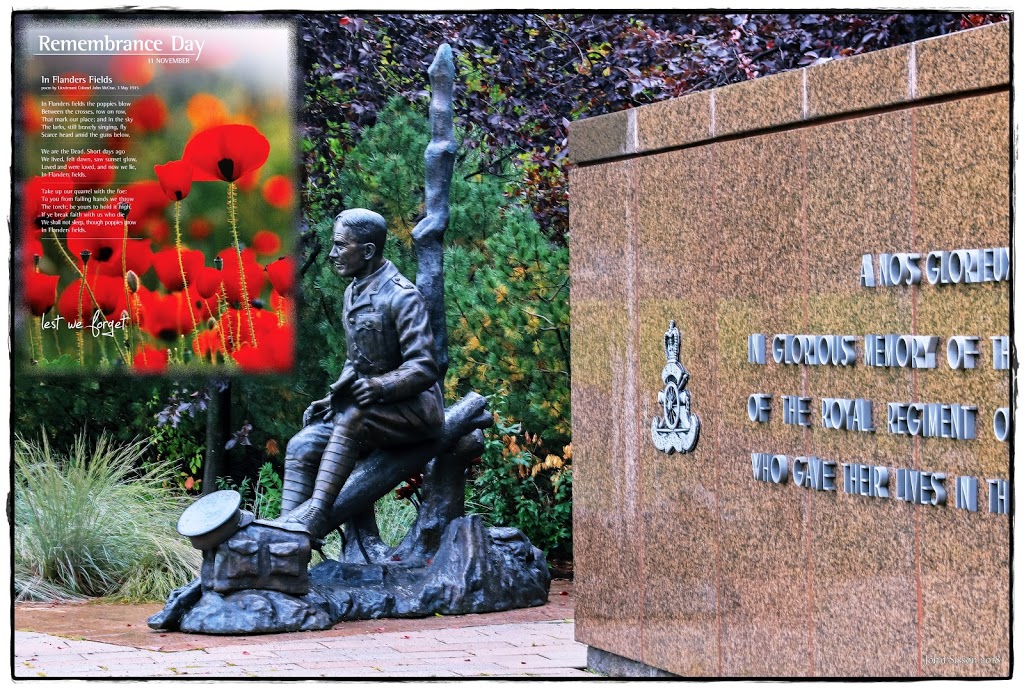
{"left": 303, "top": 397, "right": 331, "bottom": 426}
{"left": 351, "top": 378, "right": 383, "bottom": 407}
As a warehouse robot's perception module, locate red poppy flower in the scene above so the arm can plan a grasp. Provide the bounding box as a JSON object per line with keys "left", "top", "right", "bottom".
{"left": 191, "top": 290, "right": 213, "bottom": 323}
{"left": 137, "top": 288, "right": 199, "bottom": 341}
{"left": 193, "top": 266, "right": 224, "bottom": 299}
{"left": 261, "top": 175, "right": 293, "bottom": 209}
{"left": 122, "top": 239, "right": 154, "bottom": 278}
{"left": 217, "top": 247, "right": 267, "bottom": 305}
{"left": 152, "top": 247, "right": 205, "bottom": 292}
{"left": 218, "top": 307, "right": 261, "bottom": 352}
{"left": 251, "top": 230, "right": 281, "bottom": 256}
{"left": 109, "top": 54, "right": 154, "bottom": 87}
{"left": 64, "top": 152, "right": 116, "bottom": 190}
{"left": 189, "top": 218, "right": 213, "bottom": 240}
{"left": 25, "top": 270, "right": 60, "bottom": 316}
{"left": 56, "top": 73, "right": 91, "bottom": 101}
{"left": 67, "top": 207, "right": 126, "bottom": 275}
{"left": 144, "top": 218, "right": 170, "bottom": 245}
{"left": 265, "top": 256, "right": 295, "bottom": 296}
{"left": 128, "top": 95, "right": 168, "bottom": 133}
{"left": 88, "top": 238, "right": 153, "bottom": 279}
{"left": 270, "top": 290, "right": 290, "bottom": 314}
{"left": 57, "top": 275, "right": 126, "bottom": 323}
{"left": 107, "top": 182, "right": 170, "bottom": 236}
{"left": 133, "top": 345, "right": 169, "bottom": 373}
{"left": 229, "top": 310, "right": 293, "bottom": 372}
{"left": 192, "top": 328, "right": 223, "bottom": 360}
{"left": 183, "top": 124, "right": 270, "bottom": 183}
{"left": 154, "top": 160, "right": 193, "bottom": 201}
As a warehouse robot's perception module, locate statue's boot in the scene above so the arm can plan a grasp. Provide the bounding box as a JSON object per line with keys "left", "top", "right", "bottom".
{"left": 283, "top": 429, "right": 360, "bottom": 537}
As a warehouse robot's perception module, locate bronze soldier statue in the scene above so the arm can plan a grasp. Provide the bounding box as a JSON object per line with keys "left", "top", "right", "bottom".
{"left": 280, "top": 208, "right": 445, "bottom": 536}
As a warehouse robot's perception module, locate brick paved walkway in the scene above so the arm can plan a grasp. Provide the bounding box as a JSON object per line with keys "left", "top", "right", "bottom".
{"left": 13, "top": 580, "right": 590, "bottom": 679}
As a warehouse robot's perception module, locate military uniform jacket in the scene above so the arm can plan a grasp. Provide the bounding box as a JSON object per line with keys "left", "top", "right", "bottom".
{"left": 329, "top": 261, "right": 443, "bottom": 433}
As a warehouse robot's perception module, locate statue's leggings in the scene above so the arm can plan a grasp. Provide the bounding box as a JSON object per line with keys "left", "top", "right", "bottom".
{"left": 282, "top": 411, "right": 362, "bottom": 516}
{"left": 307, "top": 428, "right": 360, "bottom": 516}
{"left": 281, "top": 389, "right": 443, "bottom": 517}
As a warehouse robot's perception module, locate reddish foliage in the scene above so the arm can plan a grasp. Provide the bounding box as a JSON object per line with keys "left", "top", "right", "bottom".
{"left": 301, "top": 13, "right": 1008, "bottom": 241}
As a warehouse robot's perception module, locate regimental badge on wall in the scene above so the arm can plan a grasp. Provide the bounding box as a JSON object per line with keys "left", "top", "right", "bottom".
{"left": 651, "top": 320, "right": 700, "bottom": 454}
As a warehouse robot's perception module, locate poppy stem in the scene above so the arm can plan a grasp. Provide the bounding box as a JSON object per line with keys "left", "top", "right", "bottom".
{"left": 174, "top": 200, "right": 198, "bottom": 335}
{"left": 132, "top": 293, "right": 144, "bottom": 353}
{"left": 27, "top": 315, "right": 37, "bottom": 361}
{"left": 97, "top": 324, "right": 110, "bottom": 365}
{"left": 121, "top": 217, "right": 133, "bottom": 360}
{"left": 52, "top": 319, "right": 62, "bottom": 357}
{"left": 227, "top": 182, "right": 257, "bottom": 347}
{"left": 49, "top": 232, "right": 105, "bottom": 327}
{"left": 216, "top": 287, "right": 230, "bottom": 355}
{"left": 48, "top": 232, "right": 128, "bottom": 366}
{"left": 34, "top": 316, "right": 45, "bottom": 361}
{"left": 76, "top": 279, "right": 86, "bottom": 365}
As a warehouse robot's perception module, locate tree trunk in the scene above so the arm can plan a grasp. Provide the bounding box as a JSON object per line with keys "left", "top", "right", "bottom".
{"left": 411, "top": 43, "right": 456, "bottom": 380}
{"left": 202, "top": 378, "right": 231, "bottom": 495}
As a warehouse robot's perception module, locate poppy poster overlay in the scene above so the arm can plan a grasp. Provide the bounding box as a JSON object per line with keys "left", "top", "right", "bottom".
{"left": 14, "top": 15, "right": 297, "bottom": 374}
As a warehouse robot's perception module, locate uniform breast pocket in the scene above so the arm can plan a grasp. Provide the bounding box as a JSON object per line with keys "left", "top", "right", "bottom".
{"left": 354, "top": 312, "right": 385, "bottom": 355}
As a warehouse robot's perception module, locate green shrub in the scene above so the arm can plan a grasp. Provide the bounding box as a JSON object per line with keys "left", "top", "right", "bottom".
{"left": 473, "top": 411, "right": 573, "bottom": 560}
{"left": 14, "top": 432, "right": 201, "bottom": 602}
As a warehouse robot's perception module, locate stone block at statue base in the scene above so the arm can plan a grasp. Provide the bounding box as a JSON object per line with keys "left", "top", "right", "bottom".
{"left": 161, "top": 515, "right": 550, "bottom": 635}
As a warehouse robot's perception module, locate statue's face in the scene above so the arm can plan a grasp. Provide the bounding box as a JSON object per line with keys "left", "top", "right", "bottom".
{"left": 330, "top": 222, "right": 374, "bottom": 278}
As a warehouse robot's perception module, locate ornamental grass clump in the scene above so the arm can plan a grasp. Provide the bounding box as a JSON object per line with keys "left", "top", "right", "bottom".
{"left": 14, "top": 433, "right": 200, "bottom": 602}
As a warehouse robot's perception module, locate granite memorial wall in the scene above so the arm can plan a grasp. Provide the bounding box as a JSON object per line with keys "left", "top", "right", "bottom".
{"left": 569, "top": 22, "right": 1010, "bottom": 677}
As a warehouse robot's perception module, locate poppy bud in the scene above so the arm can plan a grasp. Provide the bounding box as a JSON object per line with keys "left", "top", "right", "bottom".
{"left": 214, "top": 256, "right": 223, "bottom": 271}
{"left": 251, "top": 298, "right": 265, "bottom": 310}
{"left": 33, "top": 254, "right": 40, "bottom": 268}
{"left": 80, "top": 249, "right": 91, "bottom": 264}
{"left": 118, "top": 201, "right": 131, "bottom": 218}
{"left": 207, "top": 317, "right": 217, "bottom": 330}
{"left": 126, "top": 270, "right": 139, "bottom": 293}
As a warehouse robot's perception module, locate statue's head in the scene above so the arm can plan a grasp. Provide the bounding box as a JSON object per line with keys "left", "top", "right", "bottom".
{"left": 331, "top": 208, "right": 387, "bottom": 278}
